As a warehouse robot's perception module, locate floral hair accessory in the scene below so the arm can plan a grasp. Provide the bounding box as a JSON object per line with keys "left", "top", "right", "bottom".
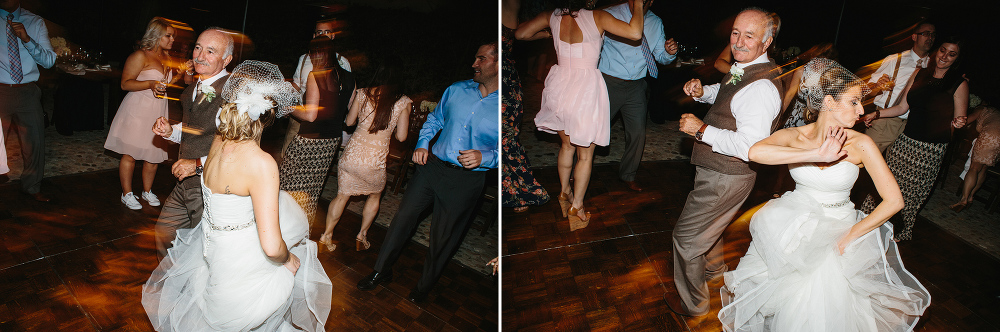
{"left": 220, "top": 60, "right": 301, "bottom": 119}
{"left": 727, "top": 65, "right": 744, "bottom": 85}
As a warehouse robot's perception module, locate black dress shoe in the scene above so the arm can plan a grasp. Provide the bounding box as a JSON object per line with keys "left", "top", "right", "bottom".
{"left": 22, "top": 190, "right": 51, "bottom": 202}
{"left": 407, "top": 287, "right": 429, "bottom": 303}
{"left": 356, "top": 270, "right": 392, "bottom": 291}
{"left": 623, "top": 180, "right": 643, "bottom": 192}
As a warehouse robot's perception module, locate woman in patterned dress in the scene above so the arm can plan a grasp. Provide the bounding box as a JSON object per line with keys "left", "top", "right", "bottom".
{"left": 502, "top": 0, "right": 549, "bottom": 213}
{"left": 319, "top": 59, "right": 410, "bottom": 251}
{"left": 279, "top": 37, "right": 354, "bottom": 225}
{"left": 860, "top": 37, "right": 969, "bottom": 240}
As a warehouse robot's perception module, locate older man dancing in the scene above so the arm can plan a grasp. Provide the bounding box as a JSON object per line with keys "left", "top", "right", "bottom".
{"left": 151, "top": 27, "right": 234, "bottom": 259}
{"left": 671, "top": 7, "right": 782, "bottom": 316}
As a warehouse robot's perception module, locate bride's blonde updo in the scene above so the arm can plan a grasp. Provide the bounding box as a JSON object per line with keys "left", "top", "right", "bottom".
{"left": 217, "top": 102, "right": 275, "bottom": 142}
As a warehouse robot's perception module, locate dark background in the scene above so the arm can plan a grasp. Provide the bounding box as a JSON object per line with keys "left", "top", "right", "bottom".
{"left": 24, "top": 0, "right": 496, "bottom": 97}
{"left": 516, "top": 0, "right": 1000, "bottom": 104}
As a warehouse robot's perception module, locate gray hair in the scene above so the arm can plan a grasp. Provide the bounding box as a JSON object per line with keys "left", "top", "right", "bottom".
{"left": 741, "top": 7, "right": 780, "bottom": 43}
{"left": 205, "top": 26, "right": 235, "bottom": 58}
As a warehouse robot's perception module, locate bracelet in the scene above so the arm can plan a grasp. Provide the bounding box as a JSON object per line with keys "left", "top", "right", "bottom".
{"left": 874, "top": 110, "right": 880, "bottom": 120}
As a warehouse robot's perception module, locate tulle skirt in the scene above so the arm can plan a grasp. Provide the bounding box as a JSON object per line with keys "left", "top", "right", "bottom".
{"left": 142, "top": 191, "right": 332, "bottom": 331}
{"left": 719, "top": 190, "right": 930, "bottom": 331}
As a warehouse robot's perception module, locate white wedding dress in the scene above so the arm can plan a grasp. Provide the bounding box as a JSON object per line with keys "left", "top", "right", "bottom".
{"left": 718, "top": 161, "right": 930, "bottom": 331}
{"left": 142, "top": 179, "right": 332, "bottom": 331}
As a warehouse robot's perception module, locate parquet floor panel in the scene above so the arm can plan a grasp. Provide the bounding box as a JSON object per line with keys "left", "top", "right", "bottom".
{"left": 504, "top": 160, "right": 1000, "bottom": 331}
{"left": 0, "top": 166, "right": 497, "bottom": 331}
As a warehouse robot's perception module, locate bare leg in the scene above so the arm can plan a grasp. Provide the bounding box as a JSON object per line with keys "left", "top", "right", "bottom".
{"left": 119, "top": 154, "right": 136, "bottom": 195}
{"left": 957, "top": 162, "right": 984, "bottom": 205}
{"left": 571, "top": 144, "right": 596, "bottom": 218}
{"left": 557, "top": 131, "right": 576, "bottom": 197}
{"left": 357, "top": 193, "right": 381, "bottom": 250}
{"left": 322, "top": 194, "right": 352, "bottom": 245}
{"left": 969, "top": 162, "right": 989, "bottom": 204}
{"left": 141, "top": 161, "right": 158, "bottom": 193}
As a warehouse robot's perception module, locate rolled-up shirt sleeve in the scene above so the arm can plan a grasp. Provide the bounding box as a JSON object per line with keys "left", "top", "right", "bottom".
{"left": 165, "top": 123, "right": 183, "bottom": 143}
{"left": 694, "top": 83, "right": 720, "bottom": 104}
{"left": 700, "top": 79, "right": 780, "bottom": 161}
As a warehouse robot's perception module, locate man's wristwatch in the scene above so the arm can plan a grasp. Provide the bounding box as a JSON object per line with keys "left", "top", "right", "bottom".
{"left": 695, "top": 124, "right": 708, "bottom": 141}
{"left": 195, "top": 158, "right": 204, "bottom": 175}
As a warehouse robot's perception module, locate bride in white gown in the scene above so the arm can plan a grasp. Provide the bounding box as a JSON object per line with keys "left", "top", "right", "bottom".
{"left": 142, "top": 61, "right": 332, "bottom": 331}
{"left": 718, "top": 58, "right": 930, "bottom": 331}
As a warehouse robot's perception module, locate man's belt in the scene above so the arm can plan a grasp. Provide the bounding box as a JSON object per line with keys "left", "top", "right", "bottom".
{"left": 0, "top": 82, "right": 33, "bottom": 88}
{"left": 432, "top": 154, "right": 472, "bottom": 171}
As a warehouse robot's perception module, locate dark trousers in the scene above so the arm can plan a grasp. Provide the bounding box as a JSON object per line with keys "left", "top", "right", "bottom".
{"left": 373, "top": 156, "right": 486, "bottom": 292}
{"left": 0, "top": 83, "right": 45, "bottom": 193}
{"left": 154, "top": 174, "right": 205, "bottom": 259}
{"left": 603, "top": 73, "right": 647, "bottom": 182}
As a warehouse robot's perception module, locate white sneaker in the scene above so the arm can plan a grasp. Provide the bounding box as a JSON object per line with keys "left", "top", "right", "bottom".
{"left": 121, "top": 192, "right": 142, "bottom": 210}
{"left": 141, "top": 191, "right": 161, "bottom": 206}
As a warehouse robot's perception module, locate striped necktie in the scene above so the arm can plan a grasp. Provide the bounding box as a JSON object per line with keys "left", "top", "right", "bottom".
{"left": 640, "top": 35, "right": 657, "bottom": 78}
{"left": 7, "top": 13, "right": 23, "bottom": 83}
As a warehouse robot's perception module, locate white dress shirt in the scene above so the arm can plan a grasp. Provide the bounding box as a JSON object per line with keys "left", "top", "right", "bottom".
{"left": 868, "top": 49, "right": 927, "bottom": 119}
{"left": 694, "top": 53, "right": 781, "bottom": 161}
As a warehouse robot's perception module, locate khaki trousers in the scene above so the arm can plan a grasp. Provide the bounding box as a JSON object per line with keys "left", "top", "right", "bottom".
{"left": 866, "top": 116, "right": 907, "bottom": 153}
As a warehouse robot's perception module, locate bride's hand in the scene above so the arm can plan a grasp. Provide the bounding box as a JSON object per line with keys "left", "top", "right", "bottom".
{"left": 284, "top": 253, "right": 300, "bottom": 275}
{"left": 835, "top": 234, "right": 855, "bottom": 255}
{"left": 815, "top": 126, "right": 847, "bottom": 163}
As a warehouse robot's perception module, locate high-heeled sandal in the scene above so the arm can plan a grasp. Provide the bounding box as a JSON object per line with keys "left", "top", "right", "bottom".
{"left": 558, "top": 192, "right": 572, "bottom": 218}
{"left": 568, "top": 205, "right": 591, "bottom": 231}
{"left": 513, "top": 206, "right": 529, "bottom": 213}
{"left": 319, "top": 234, "right": 336, "bottom": 252}
{"left": 356, "top": 235, "right": 371, "bottom": 251}
{"left": 950, "top": 201, "right": 969, "bottom": 213}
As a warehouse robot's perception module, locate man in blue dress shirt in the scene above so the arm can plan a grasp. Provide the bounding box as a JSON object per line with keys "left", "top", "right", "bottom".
{"left": 0, "top": 0, "right": 56, "bottom": 202}
{"left": 599, "top": 0, "right": 677, "bottom": 192}
{"left": 357, "top": 41, "right": 499, "bottom": 303}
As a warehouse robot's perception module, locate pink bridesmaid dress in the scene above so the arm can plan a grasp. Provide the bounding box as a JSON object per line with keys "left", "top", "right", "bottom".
{"left": 534, "top": 9, "right": 610, "bottom": 147}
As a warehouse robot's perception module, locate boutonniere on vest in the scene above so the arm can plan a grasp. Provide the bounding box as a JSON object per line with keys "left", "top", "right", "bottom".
{"left": 200, "top": 85, "right": 217, "bottom": 103}
{"left": 727, "top": 66, "right": 744, "bottom": 85}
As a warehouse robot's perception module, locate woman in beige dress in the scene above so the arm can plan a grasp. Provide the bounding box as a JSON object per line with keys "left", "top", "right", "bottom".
{"left": 104, "top": 17, "right": 187, "bottom": 209}
{"left": 319, "top": 60, "right": 410, "bottom": 251}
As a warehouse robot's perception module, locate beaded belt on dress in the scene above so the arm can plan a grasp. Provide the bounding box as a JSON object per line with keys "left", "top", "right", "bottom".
{"left": 211, "top": 220, "right": 255, "bottom": 231}
{"left": 821, "top": 199, "right": 851, "bottom": 208}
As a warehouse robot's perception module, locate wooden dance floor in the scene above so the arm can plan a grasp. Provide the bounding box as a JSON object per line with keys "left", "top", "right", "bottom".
{"left": 502, "top": 160, "right": 999, "bottom": 331}
{"left": 0, "top": 167, "right": 497, "bottom": 331}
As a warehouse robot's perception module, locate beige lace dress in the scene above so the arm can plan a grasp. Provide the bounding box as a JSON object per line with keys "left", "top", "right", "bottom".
{"left": 337, "top": 92, "right": 409, "bottom": 195}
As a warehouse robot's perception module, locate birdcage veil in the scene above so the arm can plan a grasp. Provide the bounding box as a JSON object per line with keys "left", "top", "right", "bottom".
{"left": 799, "top": 58, "right": 871, "bottom": 113}
{"left": 221, "top": 60, "right": 301, "bottom": 120}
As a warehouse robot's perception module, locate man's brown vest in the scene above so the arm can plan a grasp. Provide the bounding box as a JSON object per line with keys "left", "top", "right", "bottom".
{"left": 178, "top": 75, "right": 229, "bottom": 160}
{"left": 690, "top": 62, "right": 782, "bottom": 175}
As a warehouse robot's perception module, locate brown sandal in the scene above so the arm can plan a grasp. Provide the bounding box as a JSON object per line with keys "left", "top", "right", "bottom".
{"left": 356, "top": 235, "right": 371, "bottom": 251}
{"left": 558, "top": 192, "right": 572, "bottom": 218}
{"left": 319, "top": 233, "right": 336, "bottom": 252}
{"left": 568, "top": 205, "right": 591, "bottom": 231}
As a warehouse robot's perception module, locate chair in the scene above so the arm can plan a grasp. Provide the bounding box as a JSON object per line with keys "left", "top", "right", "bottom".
{"left": 384, "top": 100, "right": 436, "bottom": 194}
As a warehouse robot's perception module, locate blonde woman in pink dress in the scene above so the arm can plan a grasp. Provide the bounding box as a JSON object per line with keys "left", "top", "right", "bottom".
{"left": 105, "top": 17, "right": 188, "bottom": 210}
{"left": 516, "top": 0, "right": 644, "bottom": 228}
